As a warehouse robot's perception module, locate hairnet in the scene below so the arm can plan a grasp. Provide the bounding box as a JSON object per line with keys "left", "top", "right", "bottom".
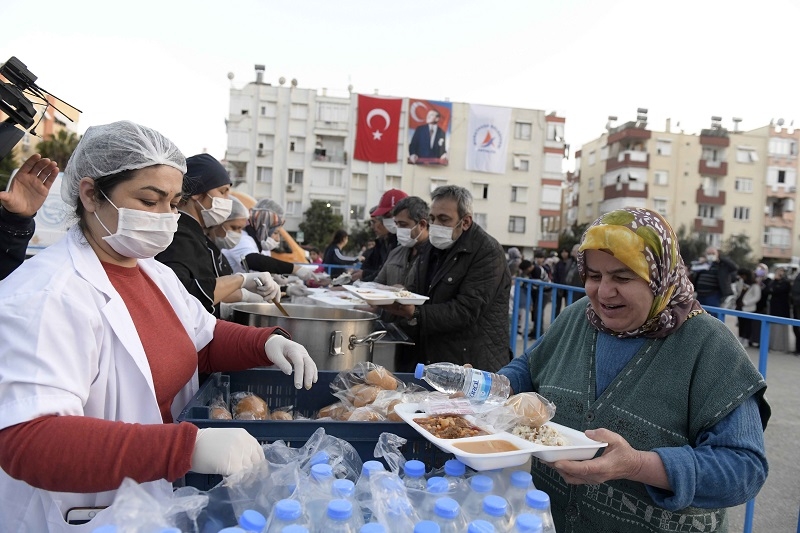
{"left": 250, "top": 198, "right": 286, "bottom": 243}
{"left": 227, "top": 197, "right": 249, "bottom": 221}
{"left": 61, "top": 120, "right": 186, "bottom": 207}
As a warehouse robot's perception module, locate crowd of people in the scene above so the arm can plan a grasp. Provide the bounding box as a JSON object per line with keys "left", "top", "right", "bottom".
{"left": 0, "top": 119, "right": 772, "bottom": 531}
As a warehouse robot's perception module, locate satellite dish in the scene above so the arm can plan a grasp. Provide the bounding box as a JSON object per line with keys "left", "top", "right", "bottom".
{"left": 347, "top": 84, "right": 353, "bottom": 93}
{"left": 227, "top": 72, "right": 234, "bottom": 80}
{"left": 291, "top": 78, "right": 298, "bottom": 87}
{"left": 279, "top": 77, "right": 286, "bottom": 86}
{"left": 777, "top": 118, "right": 785, "bottom": 126}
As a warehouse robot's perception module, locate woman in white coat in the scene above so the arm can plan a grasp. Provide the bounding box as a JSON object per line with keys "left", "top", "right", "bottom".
{"left": 0, "top": 121, "right": 317, "bottom": 532}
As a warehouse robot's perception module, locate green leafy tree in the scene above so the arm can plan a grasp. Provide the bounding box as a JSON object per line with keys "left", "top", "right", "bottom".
{"left": 298, "top": 200, "right": 343, "bottom": 250}
{"left": 347, "top": 219, "right": 373, "bottom": 255}
{"left": 0, "top": 148, "right": 19, "bottom": 193}
{"left": 36, "top": 129, "right": 80, "bottom": 167}
{"left": 559, "top": 221, "right": 589, "bottom": 251}
{"left": 676, "top": 224, "right": 708, "bottom": 265}
{"left": 722, "top": 233, "right": 754, "bottom": 270}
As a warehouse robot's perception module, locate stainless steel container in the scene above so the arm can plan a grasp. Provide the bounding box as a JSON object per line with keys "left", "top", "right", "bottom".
{"left": 231, "top": 303, "right": 386, "bottom": 371}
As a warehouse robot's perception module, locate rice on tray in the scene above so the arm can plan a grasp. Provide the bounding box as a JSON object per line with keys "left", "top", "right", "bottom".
{"left": 511, "top": 424, "right": 568, "bottom": 446}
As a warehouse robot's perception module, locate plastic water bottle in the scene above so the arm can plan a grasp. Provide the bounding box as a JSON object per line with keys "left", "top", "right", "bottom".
{"left": 522, "top": 491, "right": 555, "bottom": 533}
{"left": 308, "top": 451, "right": 330, "bottom": 467}
{"left": 443, "top": 460, "right": 467, "bottom": 491}
{"left": 505, "top": 471, "right": 534, "bottom": 515}
{"left": 306, "top": 464, "right": 336, "bottom": 527}
{"left": 514, "top": 514, "right": 543, "bottom": 533}
{"left": 484, "top": 470, "right": 508, "bottom": 496}
{"left": 359, "top": 524, "right": 386, "bottom": 533}
{"left": 413, "top": 520, "right": 441, "bottom": 533}
{"left": 467, "top": 520, "right": 496, "bottom": 533}
{"left": 355, "top": 461, "right": 385, "bottom": 523}
{"left": 478, "top": 495, "right": 512, "bottom": 533}
{"left": 431, "top": 497, "right": 467, "bottom": 533}
{"left": 266, "top": 499, "right": 308, "bottom": 533}
{"left": 281, "top": 527, "right": 310, "bottom": 533}
{"left": 319, "top": 499, "right": 361, "bottom": 533}
{"left": 419, "top": 477, "right": 450, "bottom": 520}
{"left": 461, "top": 475, "right": 494, "bottom": 521}
{"left": 402, "top": 459, "right": 427, "bottom": 506}
{"left": 239, "top": 509, "right": 267, "bottom": 532}
{"left": 415, "top": 363, "right": 511, "bottom": 403}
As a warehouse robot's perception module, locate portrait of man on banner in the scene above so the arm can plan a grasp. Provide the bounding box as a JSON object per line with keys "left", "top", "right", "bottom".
{"left": 408, "top": 99, "right": 452, "bottom": 165}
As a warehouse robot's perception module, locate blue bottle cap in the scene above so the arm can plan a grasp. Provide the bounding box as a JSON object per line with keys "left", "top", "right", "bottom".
{"left": 414, "top": 363, "right": 425, "bottom": 379}
{"left": 404, "top": 459, "right": 426, "bottom": 478}
{"left": 309, "top": 450, "right": 330, "bottom": 466}
{"left": 217, "top": 528, "right": 246, "bottom": 533}
{"left": 470, "top": 474, "right": 493, "bottom": 493}
{"left": 525, "top": 489, "right": 550, "bottom": 510}
{"left": 482, "top": 495, "right": 507, "bottom": 517}
{"left": 311, "top": 463, "right": 334, "bottom": 481}
{"left": 91, "top": 527, "right": 118, "bottom": 533}
{"left": 238, "top": 509, "right": 267, "bottom": 531}
{"left": 275, "top": 499, "right": 302, "bottom": 521}
{"left": 444, "top": 459, "right": 466, "bottom": 477}
{"left": 332, "top": 478, "right": 355, "bottom": 498}
{"left": 327, "top": 499, "right": 353, "bottom": 520}
{"left": 515, "top": 513, "right": 543, "bottom": 533}
{"left": 413, "top": 520, "right": 441, "bottom": 533}
{"left": 434, "top": 497, "right": 460, "bottom": 520}
{"left": 467, "top": 520, "right": 495, "bottom": 533}
{"left": 158, "top": 529, "right": 181, "bottom": 533}
{"left": 362, "top": 460, "right": 385, "bottom": 478}
{"left": 426, "top": 476, "right": 449, "bottom": 494}
{"left": 281, "top": 526, "right": 310, "bottom": 533}
{"left": 360, "top": 523, "right": 387, "bottom": 533}
{"left": 510, "top": 470, "right": 533, "bottom": 489}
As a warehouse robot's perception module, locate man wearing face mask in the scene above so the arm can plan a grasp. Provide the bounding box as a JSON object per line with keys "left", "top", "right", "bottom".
{"left": 380, "top": 185, "right": 511, "bottom": 372}
{"left": 375, "top": 196, "right": 430, "bottom": 288}
{"left": 156, "top": 154, "right": 280, "bottom": 315}
{"left": 354, "top": 188, "right": 407, "bottom": 282}
{"left": 691, "top": 246, "right": 738, "bottom": 308}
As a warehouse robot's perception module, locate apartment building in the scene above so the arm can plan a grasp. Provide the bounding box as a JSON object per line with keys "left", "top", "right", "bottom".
{"left": 224, "top": 67, "right": 567, "bottom": 252}
{"left": 569, "top": 112, "right": 800, "bottom": 261}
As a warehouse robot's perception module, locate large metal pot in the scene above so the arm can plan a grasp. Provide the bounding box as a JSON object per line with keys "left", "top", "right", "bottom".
{"left": 231, "top": 303, "right": 386, "bottom": 370}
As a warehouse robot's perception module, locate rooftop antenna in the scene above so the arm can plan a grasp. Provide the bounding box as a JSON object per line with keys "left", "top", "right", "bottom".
{"left": 732, "top": 117, "right": 742, "bottom": 133}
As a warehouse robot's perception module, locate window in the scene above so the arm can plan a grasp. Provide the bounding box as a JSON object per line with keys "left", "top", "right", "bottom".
{"left": 290, "top": 104, "right": 308, "bottom": 120}
{"left": 654, "top": 170, "right": 669, "bottom": 186}
{"left": 546, "top": 122, "right": 564, "bottom": 142}
{"left": 653, "top": 198, "right": 667, "bottom": 216}
{"left": 769, "top": 138, "right": 798, "bottom": 156}
{"left": 352, "top": 173, "right": 367, "bottom": 190}
{"left": 585, "top": 203, "right": 593, "bottom": 218}
{"left": 736, "top": 148, "right": 758, "bottom": 163}
{"left": 600, "top": 146, "right": 608, "bottom": 161}
{"left": 288, "top": 169, "right": 303, "bottom": 184}
{"left": 513, "top": 157, "right": 530, "bottom": 171}
{"left": 588, "top": 151, "right": 596, "bottom": 165}
{"left": 764, "top": 227, "right": 791, "bottom": 248}
{"left": 350, "top": 205, "right": 365, "bottom": 220}
{"left": 656, "top": 140, "right": 672, "bottom": 156}
{"left": 472, "top": 182, "right": 488, "bottom": 199}
{"left": 587, "top": 177, "right": 595, "bottom": 191}
{"left": 257, "top": 167, "right": 273, "bottom": 183}
{"left": 326, "top": 201, "right": 343, "bottom": 217}
{"left": 260, "top": 102, "right": 277, "bottom": 117}
{"left": 285, "top": 201, "right": 301, "bottom": 215}
{"left": 701, "top": 147, "right": 719, "bottom": 161}
{"left": 508, "top": 216, "right": 526, "bottom": 233}
{"left": 778, "top": 170, "right": 786, "bottom": 184}
{"left": 430, "top": 178, "right": 447, "bottom": 194}
{"left": 386, "top": 175, "right": 402, "bottom": 190}
{"left": 735, "top": 177, "right": 753, "bottom": 192}
{"left": 697, "top": 205, "right": 717, "bottom": 219}
{"left": 544, "top": 153, "right": 562, "bottom": 173}
{"left": 515, "top": 122, "right": 532, "bottom": 140}
{"left": 511, "top": 186, "right": 528, "bottom": 203}
{"left": 328, "top": 169, "right": 343, "bottom": 187}
{"left": 316, "top": 102, "right": 349, "bottom": 123}
{"left": 473, "top": 213, "right": 487, "bottom": 229}
{"left": 733, "top": 206, "right": 750, "bottom": 220}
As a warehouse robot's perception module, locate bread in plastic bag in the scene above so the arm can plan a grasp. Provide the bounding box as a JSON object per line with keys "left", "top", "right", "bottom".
{"left": 504, "top": 392, "right": 556, "bottom": 428}
{"left": 231, "top": 392, "right": 270, "bottom": 420}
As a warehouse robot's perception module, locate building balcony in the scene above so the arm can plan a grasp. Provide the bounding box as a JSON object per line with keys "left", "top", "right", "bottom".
{"left": 311, "top": 152, "right": 347, "bottom": 167}
{"left": 693, "top": 217, "right": 725, "bottom": 234}
{"left": 603, "top": 181, "right": 648, "bottom": 200}
{"left": 605, "top": 151, "right": 650, "bottom": 172}
{"left": 700, "top": 129, "right": 730, "bottom": 147}
{"left": 538, "top": 233, "right": 559, "bottom": 249}
{"left": 764, "top": 214, "right": 794, "bottom": 229}
{"left": 698, "top": 160, "right": 728, "bottom": 177}
{"left": 766, "top": 184, "right": 796, "bottom": 197}
{"left": 761, "top": 244, "right": 792, "bottom": 259}
{"left": 607, "top": 122, "right": 652, "bottom": 145}
{"left": 695, "top": 188, "right": 726, "bottom": 205}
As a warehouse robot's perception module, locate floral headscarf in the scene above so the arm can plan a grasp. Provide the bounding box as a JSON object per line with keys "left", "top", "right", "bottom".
{"left": 577, "top": 207, "right": 703, "bottom": 338}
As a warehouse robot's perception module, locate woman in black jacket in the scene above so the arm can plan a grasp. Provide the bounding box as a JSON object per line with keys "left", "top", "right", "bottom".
{"left": 322, "top": 229, "right": 360, "bottom": 278}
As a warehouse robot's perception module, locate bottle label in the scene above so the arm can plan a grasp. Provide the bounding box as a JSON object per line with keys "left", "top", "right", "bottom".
{"left": 465, "top": 370, "right": 492, "bottom": 401}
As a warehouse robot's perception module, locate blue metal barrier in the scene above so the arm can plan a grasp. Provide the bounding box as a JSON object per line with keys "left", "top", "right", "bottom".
{"left": 509, "top": 276, "right": 800, "bottom": 533}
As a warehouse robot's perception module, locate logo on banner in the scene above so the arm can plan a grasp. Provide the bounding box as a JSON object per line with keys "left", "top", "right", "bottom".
{"left": 366, "top": 108, "right": 391, "bottom": 140}
{"left": 472, "top": 124, "right": 504, "bottom": 153}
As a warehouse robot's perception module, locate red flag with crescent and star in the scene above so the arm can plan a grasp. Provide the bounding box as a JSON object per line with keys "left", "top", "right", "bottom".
{"left": 354, "top": 94, "right": 402, "bottom": 163}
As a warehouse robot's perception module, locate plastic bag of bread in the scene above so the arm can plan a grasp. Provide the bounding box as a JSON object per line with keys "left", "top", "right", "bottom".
{"left": 209, "top": 396, "right": 233, "bottom": 420}
{"left": 231, "top": 391, "right": 270, "bottom": 420}
{"left": 330, "top": 363, "right": 404, "bottom": 407}
{"left": 504, "top": 392, "right": 556, "bottom": 428}
{"left": 317, "top": 401, "right": 353, "bottom": 421}
{"left": 347, "top": 406, "right": 386, "bottom": 422}
{"left": 270, "top": 405, "right": 294, "bottom": 420}
{"left": 370, "top": 389, "right": 406, "bottom": 421}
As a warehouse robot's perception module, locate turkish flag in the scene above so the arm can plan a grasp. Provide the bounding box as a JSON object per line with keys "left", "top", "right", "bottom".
{"left": 354, "top": 94, "right": 402, "bottom": 163}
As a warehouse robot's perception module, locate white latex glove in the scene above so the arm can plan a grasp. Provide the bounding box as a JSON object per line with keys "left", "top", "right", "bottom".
{"left": 294, "top": 266, "right": 318, "bottom": 282}
{"left": 240, "top": 289, "right": 265, "bottom": 303}
{"left": 286, "top": 283, "right": 311, "bottom": 297}
{"left": 240, "top": 272, "right": 281, "bottom": 301}
{"left": 265, "top": 334, "right": 318, "bottom": 389}
{"left": 272, "top": 274, "right": 291, "bottom": 286}
{"left": 190, "top": 428, "right": 265, "bottom": 476}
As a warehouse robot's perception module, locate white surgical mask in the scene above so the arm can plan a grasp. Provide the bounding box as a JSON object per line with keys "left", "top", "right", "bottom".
{"left": 429, "top": 222, "right": 458, "bottom": 250}
{"left": 196, "top": 196, "right": 232, "bottom": 227}
{"left": 706, "top": 253, "right": 718, "bottom": 262}
{"left": 214, "top": 230, "right": 242, "bottom": 250}
{"left": 383, "top": 217, "right": 397, "bottom": 234}
{"left": 95, "top": 194, "right": 180, "bottom": 259}
{"left": 396, "top": 225, "right": 419, "bottom": 248}
{"left": 262, "top": 236, "right": 280, "bottom": 251}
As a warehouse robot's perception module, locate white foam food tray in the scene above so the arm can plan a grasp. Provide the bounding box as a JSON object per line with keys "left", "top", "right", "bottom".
{"left": 306, "top": 288, "right": 366, "bottom": 308}
{"left": 393, "top": 403, "right": 607, "bottom": 470}
{"left": 343, "top": 285, "right": 429, "bottom": 306}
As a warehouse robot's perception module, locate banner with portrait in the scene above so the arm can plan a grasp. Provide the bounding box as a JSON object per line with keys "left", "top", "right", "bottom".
{"left": 465, "top": 104, "right": 511, "bottom": 174}
{"left": 407, "top": 98, "right": 452, "bottom": 165}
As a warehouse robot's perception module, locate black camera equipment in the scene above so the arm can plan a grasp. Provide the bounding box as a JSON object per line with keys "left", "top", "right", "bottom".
{"left": 0, "top": 56, "right": 81, "bottom": 162}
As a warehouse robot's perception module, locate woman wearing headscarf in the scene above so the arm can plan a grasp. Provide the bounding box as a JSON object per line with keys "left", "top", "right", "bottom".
{"left": 0, "top": 121, "right": 317, "bottom": 531}
{"left": 498, "top": 207, "right": 769, "bottom": 532}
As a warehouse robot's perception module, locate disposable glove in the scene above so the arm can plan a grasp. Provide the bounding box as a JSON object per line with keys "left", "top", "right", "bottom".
{"left": 271, "top": 274, "right": 291, "bottom": 286}
{"left": 286, "top": 283, "right": 311, "bottom": 298}
{"left": 294, "top": 266, "right": 319, "bottom": 282}
{"left": 240, "top": 272, "right": 281, "bottom": 302}
{"left": 190, "top": 427, "right": 265, "bottom": 476}
{"left": 265, "top": 334, "right": 318, "bottom": 389}
{"left": 239, "top": 289, "right": 265, "bottom": 303}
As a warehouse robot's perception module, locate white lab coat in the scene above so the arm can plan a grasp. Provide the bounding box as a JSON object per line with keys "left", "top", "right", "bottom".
{"left": 0, "top": 227, "right": 216, "bottom": 532}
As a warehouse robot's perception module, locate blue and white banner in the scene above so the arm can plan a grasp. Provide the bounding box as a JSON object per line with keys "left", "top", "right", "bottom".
{"left": 465, "top": 104, "right": 511, "bottom": 174}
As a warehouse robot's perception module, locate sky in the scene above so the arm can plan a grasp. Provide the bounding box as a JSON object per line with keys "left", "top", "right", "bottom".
{"left": 3, "top": 0, "right": 799, "bottom": 171}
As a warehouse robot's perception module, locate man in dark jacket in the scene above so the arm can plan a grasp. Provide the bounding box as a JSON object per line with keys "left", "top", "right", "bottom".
{"left": 691, "top": 246, "right": 737, "bottom": 307}
{"left": 381, "top": 185, "right": 510, "bottom": 372}
{"left": 356, "top": 188, "right": 407, "bottom": 282}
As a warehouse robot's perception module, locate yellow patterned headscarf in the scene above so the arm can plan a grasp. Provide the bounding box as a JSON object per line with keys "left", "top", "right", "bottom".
{"left": 578, "top": 208, "right": 703, "bottom": 338}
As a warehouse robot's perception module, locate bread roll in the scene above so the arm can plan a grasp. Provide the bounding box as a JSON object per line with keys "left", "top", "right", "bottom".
{"left": 270, "top": 410, "right": 293, "bottom": 421}
{"left": 353, "top": 385, "right": 380, "bottom": 407}
{"left": 348, "top": 407, "right": 384, "bottom": 422}
{"left": 386, "top": 399, "right": 403, "bottom": 422}
{"left": 505, "top": 393, "right": 552, "bottom": 427}
{"left": 234, "top": 394, "right": 270, "bottom": 420}
{"left": 210, "top": 406, "right": 233, "bottom": 420}
{"left": 318, "top": 401, "right": 348, "bottom": 420}
{"left": 365, "top": 368, "right": 398, "bottom": 390}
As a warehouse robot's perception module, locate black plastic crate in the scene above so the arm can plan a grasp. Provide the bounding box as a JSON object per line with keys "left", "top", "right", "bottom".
{"left": 176, "top": 369, "right": 450, "bottom": 490}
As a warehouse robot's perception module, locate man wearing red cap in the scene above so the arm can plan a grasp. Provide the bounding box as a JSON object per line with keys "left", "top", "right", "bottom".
{"left": 356, "top": 188, "right": 408, "bottom": 282}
